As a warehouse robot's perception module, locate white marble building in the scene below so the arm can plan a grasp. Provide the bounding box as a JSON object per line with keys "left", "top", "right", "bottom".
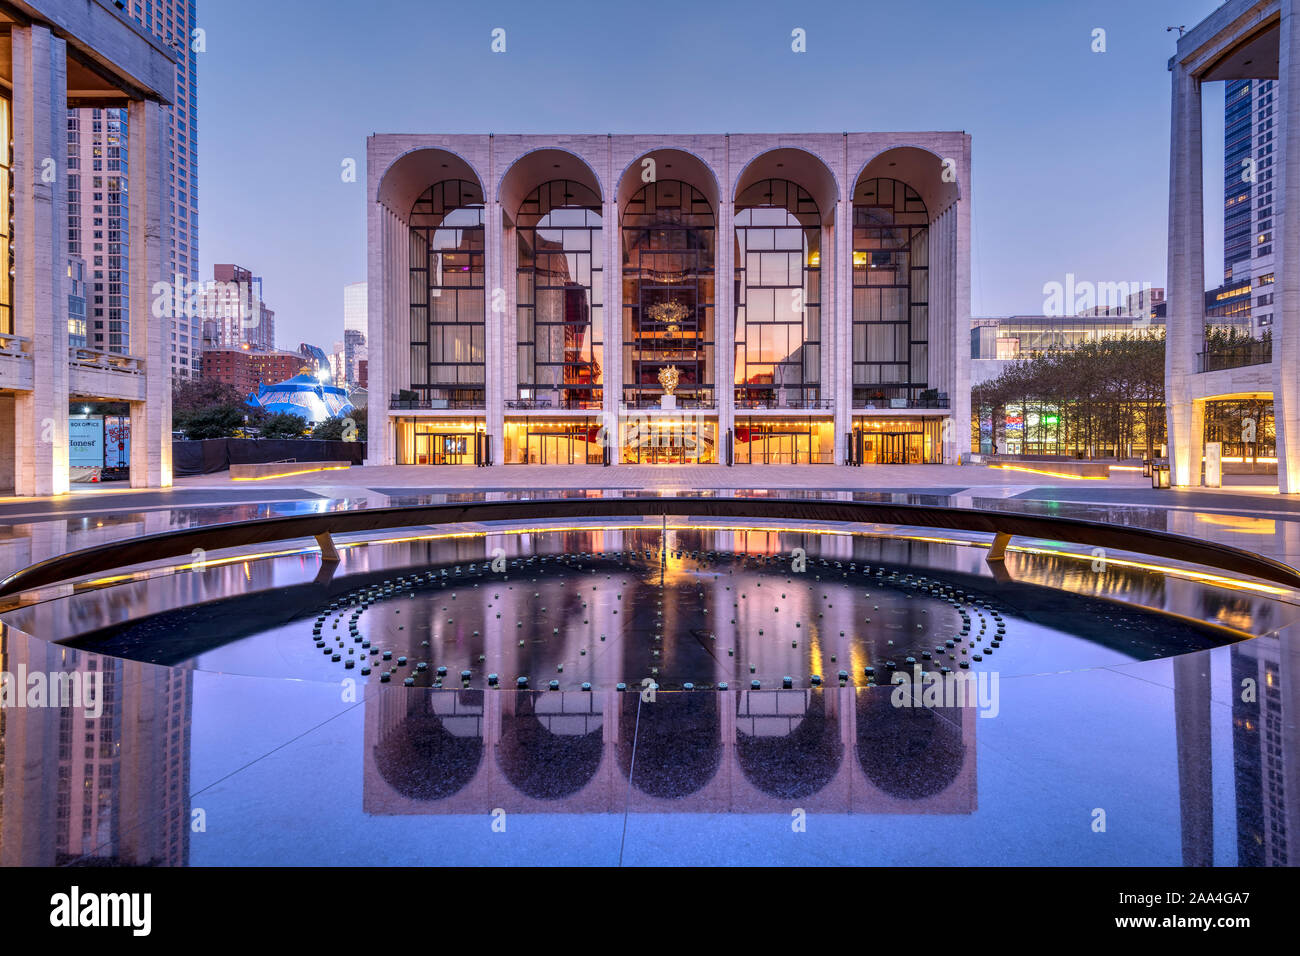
{"left": 367, "top": 133, "right": 971, "bottom": 468}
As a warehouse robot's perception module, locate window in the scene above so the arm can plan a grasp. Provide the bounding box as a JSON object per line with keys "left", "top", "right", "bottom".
{"left": 621, "top": 178, "right": 715, "bottom": 410}
{"left": 407, "top": 181, "right": 486, "bottom": 405}
{"left": 852, "top": 178, "right": 929, "bottom": 405}
{"left": 733, "top": 179, "right": 821, "bottom": 408}
{"left": 514, "top": 180, "right": 603, "bottom": 408}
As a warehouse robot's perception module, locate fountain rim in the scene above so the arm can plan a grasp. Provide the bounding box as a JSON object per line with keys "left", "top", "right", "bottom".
{"left": 3, "top": 496, "right": 1300, "bottom": 598}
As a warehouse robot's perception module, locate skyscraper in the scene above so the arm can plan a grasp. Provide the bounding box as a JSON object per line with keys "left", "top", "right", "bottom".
{"left": 69, "top": 0, "right": 199, "bottom": 377}
{"left": 1223, "top": 78, "right": 1276, "bottom": 334}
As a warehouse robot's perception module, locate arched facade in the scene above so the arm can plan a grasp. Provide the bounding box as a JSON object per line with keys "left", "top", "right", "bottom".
{"left": 367, "top": 134, "right": 971, "bottom": 469}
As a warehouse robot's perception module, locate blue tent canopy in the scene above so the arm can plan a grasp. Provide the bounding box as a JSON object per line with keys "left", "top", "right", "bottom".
{"left": 247, "top": 373, "right": 355, "bottom": 425}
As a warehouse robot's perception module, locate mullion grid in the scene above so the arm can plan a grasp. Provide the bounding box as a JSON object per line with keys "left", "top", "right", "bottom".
{"left": 409, "top": 180, "right": 486, "bottom": 404}
{"left": 851, "top": 178, "right": 929, "bottom": 404}
{"left": 515, "top": 180, "right": 602, "bottom": 408}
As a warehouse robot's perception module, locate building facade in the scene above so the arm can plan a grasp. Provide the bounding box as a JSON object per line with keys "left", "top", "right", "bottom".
{"left": 1224, "top": 77, "right": 1278, "bottom": 337}
{"left": 0, "top": 0, "right": 175, "bottom": 496}
{"left": 200, "top": 345, "right": 306, "bottom": 395}
{"left": 198, "top": 263, "right": 274, "bottom": 352}
{"left": 67, "top": 0, "right": 198, "bottom": 379}
{"left": 368, "top": 133, "right": 971, "bottom": 467}
{"left": 1167, "top": 0, "right": 1300, "bottom": 490}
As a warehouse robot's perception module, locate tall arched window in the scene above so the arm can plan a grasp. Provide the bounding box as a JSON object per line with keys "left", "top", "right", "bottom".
{"left": 409, "top": 180, "right": 485, "bottom": 406}
{"left": 622, "top": 179, "right": 715, "bottom": 408}
{"left": 734, "top": 179, "right": 820, "bottom": 408}
{"left": 852, "top": 178, "right": 928, "bottom": 405}
{"left": 515, "top": 180, "right": 602, "bottom": 409}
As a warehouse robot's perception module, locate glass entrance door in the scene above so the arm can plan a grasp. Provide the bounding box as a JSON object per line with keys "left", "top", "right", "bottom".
{"left": 415, "top": 433, "right": 474, "bottom": 465}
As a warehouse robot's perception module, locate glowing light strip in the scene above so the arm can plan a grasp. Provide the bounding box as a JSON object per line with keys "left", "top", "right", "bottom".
{"left": 231, "top": 465, "right": 351, "bottom": 481}
{"left": 62, "top": 521, "right": 1291, "bottom": 602}
{"left": 989, "top": 464, "right": 1107, "bottom": 480}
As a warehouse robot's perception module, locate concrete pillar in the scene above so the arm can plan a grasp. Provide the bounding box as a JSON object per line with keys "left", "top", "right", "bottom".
{"left": 1166, "top": 61, "right": 1205, "bottom": 488}
{"left": 1276, "top": 0, "right": 1300, "bottom": 492}
{"left": 365, "top": 193, "right": 388, "bottom": 466}
{"left": 602, "top": 198, "right": 621, "bottom": 464}
{"left": 11, "top": 25, "right": 69, "bottom": 497}
{"left": 833, "top": 198, "right": 853, "bottom": 464}
{"left": 716, "top": 191, "right": 735, "bottom": 463}
{"left": 485, "top": 172, "right": 505, "bottom": 463}
{"left": 953, "top": 197, "right": 973, "bottom": 465}
{"left": 127, "top": 98, "right": 170, "bottom": 489}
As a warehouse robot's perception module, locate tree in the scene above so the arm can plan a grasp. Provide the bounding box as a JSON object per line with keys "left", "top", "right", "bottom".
{"left": 173, "top": 378, "right": 247, "bottom": 416}
{"left": 258, "top": 411, "right": 310, "bottom": 439}
{"left": 312, "top": 408, "right": 367, "bottom": 442}
{"left": 176, "top": 404, "right": 249, "bottom": 441}
{"left": 972, "top": 329, "right": 1165, "bottom": 459}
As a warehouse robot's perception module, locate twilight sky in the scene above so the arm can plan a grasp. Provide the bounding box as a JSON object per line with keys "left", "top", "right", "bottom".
{"left": 196, "top": 0, "right": 1228, "bottom": 351}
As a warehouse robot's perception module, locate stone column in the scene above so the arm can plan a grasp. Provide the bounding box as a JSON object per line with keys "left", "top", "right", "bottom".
{"left": 833, "top": 198, "right": 853, "bottom": 464}
{"left": 716, "top": 194, "right": 735, "bottom": 463}
{"left": 485, "top": 194, "right": 505, "bottom": 465}
{"left": 127, "top": 97, "right": 170, "bottom": 489}
{"left": 1166, "top": 60, "right": 1205, "bottom": 487}
{"left": 1276, "top": 0, "right": 1300, "bottom": 492}
{"left": 953, "top": 196, "right": 973, "bottom": 465}
{"left": 365, "top": 193, "right": 387, "bottom": 466}
{"left": 11, "top": 25, "right": 69, "bottom": 497}
{"left": 602, "top": 198, "right": 621, "bottom": 464}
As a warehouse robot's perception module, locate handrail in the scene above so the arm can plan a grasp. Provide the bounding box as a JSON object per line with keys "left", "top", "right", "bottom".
{"left": 3, "top": 496, "right": 1300, "bottom": 598}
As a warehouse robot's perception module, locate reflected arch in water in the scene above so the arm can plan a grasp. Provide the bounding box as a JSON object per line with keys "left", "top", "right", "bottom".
{"left": 855, "top": 688, "right": 966, "bottom": 800}
{"left": 735, "top": 690, "right": 844, "bottom": 799}
{"left": 497, "top": 692, "right": 604, "bottom": 800}
{"left": 372, "top": 690, "right": 485, "bottom": 801}
{"left": 618, "top": 692, "right": 722, "bottom": 799}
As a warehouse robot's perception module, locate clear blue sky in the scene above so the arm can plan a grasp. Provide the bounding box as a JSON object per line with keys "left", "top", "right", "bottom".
{"left": 197, "top": 0, "right": 1227, "bottom": 350}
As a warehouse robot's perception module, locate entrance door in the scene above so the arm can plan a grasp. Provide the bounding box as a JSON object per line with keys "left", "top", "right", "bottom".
{"left": 881, "top": 433, "right": 909, "bottom": 464}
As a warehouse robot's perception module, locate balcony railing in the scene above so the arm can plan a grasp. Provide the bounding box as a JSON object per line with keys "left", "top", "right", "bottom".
{"left": 505, "top": 397, "right": 603, "bottom": 411}
{"left": 622, "top": 394, "right": 717, "bottom": 410}
{"left": 734, "top": 397, "right": 833, "bottom": 411}
{"left": 853, "top": 393, "right": 949, "bottom": 410}
{"left": 1197, "top": 341, "right": 1272, "bottom": 373}
{"left": 0, "top": 333, "right": 31, "bottom": 359}
{"left": 389, "top": 395, "right": 484, "bottom": 410}
{"left": 68, "top": 346, "right": 143, "bottom": 375}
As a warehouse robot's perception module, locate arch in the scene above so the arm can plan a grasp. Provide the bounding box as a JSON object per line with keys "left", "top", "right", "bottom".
{"left": 497, "top": 147, "right": 605, "bottom": 221}
{"left": 852, "top": 145, "right": 959, "bottom": 218}
{"left": 616, "top": 147, "right": 720, "bottom": 214}
{"left": 375, "top": 146, "right": 486, "bottom": 217}
{"left": 732, "top": 147, "right": 838, "bottom": 224}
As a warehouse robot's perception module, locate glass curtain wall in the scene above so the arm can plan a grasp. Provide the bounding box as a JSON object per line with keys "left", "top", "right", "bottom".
{"left": 515, "top": 180, "right": 603, "bottom": 409}
{"left": 852, "top": 178, "right": 929, "bottom": 406}
{"left": 733, "top": 179, "right": 821, "bottom": 409}
{"left": 622, "top": 180, "right": 715, "bottom": 408}
{"left": 409, "top": 181, "right": 486, "bottom": 407}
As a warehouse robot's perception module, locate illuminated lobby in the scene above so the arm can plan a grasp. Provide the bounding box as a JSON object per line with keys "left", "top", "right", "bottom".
{"left": 367, "top": 133, "right": 972, "bottom": 467}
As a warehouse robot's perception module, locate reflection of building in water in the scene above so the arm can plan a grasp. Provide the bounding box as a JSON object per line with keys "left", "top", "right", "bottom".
{"left": 1232, "top": 635, "right": 1300, "bottom": 866}
{"left": 363, "top": 684, "right": 975, "bottom": 815}
{"left": 0, "top": 636, "right": 192, "bottom": 866}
